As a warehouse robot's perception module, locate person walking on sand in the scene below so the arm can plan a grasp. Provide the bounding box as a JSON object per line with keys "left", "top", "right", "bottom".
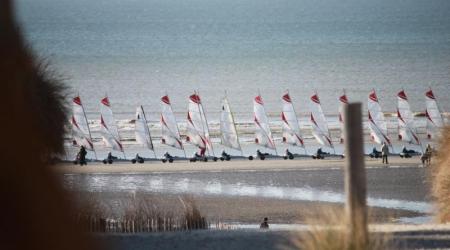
{"left": 381, "top": 142, "right": 389, "bottom": 165}
{"left": 77, "top": 145, "right": 87, "bottom": 165}
{"left": 260, "top": 217, "right": 269, "bottom": 229}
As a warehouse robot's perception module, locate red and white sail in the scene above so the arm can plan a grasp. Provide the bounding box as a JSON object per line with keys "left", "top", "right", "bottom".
{"left": 281, "top": 92, "right": 304, "bottom": 147}
{"left": 338, "top": 93, "right": 348, "bottom": 144}
{"left": 71, "top": 96, "right": 94, "bottom": 150}
{"left": 309, "top": 93, "right": 333, "bottom": 147}
{"left": 425, "top": 89, "right": 444, "bottom": 140}
{"left": 135, "top": 105, "right": 154, "bottom": 151}
{"left": 397, "top": 90, "right": 420, "bottom": 145}
{"left": 186, "top": 93, "right": 214, "bottom": 154}
{"left": 160, "top": 95, "right": 183, "bottom": 149}
{"left": 368, "top": 90, "right": 391, "bottom": 145}
{"left": 220, "top": 96, "right": 241, "bottom": 151}
{"left": 100, "top": 97, "right": 124, "bottom": 152}
{"left": 254, "top": 95, "right": 276, "bottom": 150}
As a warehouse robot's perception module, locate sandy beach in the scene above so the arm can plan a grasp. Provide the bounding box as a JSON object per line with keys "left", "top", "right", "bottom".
{"left": 54, "top": 157, "right": 422, "bottom": 174}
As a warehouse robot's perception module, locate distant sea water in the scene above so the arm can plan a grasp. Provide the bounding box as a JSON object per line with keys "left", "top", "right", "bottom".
{"left": 15, "top": 0, "right": 450, "bottom": 156}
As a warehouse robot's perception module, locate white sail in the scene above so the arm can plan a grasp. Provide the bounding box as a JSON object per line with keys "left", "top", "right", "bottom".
{"left": 338, "top": 93, "right": 348, "bottom": 144}
{"left": 397, "top": 90, "right": 420, "bottom": 145}
{"left": 160, "top": 95, "right": 183, "bottom": 149}
{"left": 281, "top": 93, "right": 304, "bottom": 147}
{"left": 186, "top": 93, "right": 213, "bottom": 154}
{"left": 309, "top": 93, "right": 333, "bottom": 147}
{"left": 254, "top": 95, "right": 276, "bottom": 150}
{"left": 220, "top": 97, "right": 241, "bottom": 151}
{"left": 425, "top": 89, "right": 444, "bottom": 140}
{"left": 367, "top": 90, "right": 391, "bottom": 145}
{"left": 100, "top": 97, "right": 124, "bottom": 152}
{"left": 135, "top": 105, "right": 154, "bottom": 151}
{"left": 71, "top": 96, "right": 94, "bottom": 150}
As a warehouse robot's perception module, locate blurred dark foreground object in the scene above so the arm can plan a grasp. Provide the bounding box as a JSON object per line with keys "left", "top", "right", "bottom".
{"left": 0, "top": 1, "right": 96, "bottom": 249}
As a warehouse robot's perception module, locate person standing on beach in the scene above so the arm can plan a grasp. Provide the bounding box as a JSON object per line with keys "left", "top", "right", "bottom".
{"left": 260, "top": 217, "right": 269, "bottom": 229}
{"left": 381, "top": 142, "right": 389, "bottom": 164}
{"left": 78, "top": 146, "right": 87, "bottom": 165}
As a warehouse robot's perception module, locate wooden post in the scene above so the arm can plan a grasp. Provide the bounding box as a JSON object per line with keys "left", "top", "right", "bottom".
{"left": 344, "top": 103, "right": 368, "bottom": 248}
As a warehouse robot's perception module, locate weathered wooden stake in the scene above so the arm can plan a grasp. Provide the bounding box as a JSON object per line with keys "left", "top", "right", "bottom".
{"left": 344, "top": 103, "right": 368, "bottom": 247}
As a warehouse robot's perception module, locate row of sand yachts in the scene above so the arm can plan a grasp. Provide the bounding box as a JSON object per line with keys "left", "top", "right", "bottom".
{"left": 70, "top": 88, "right": 445, "bottom": 164}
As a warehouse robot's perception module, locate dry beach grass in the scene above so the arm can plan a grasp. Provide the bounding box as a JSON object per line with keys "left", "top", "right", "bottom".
{"left": 291, "top": 208, "right": 392, "bottom": 250}
{"left": 431, "top": 126, "right": 450, "bottom": 223}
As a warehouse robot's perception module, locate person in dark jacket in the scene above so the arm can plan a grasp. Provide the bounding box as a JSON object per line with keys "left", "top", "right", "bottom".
{"left": 260, "top": 217, "right": 269, "bottom": 229}
{"left": 77, "top": 145, "right": 87, "bottom": 165}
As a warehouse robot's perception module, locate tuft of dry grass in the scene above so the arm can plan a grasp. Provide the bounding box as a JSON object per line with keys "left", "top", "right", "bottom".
{"left": 431, "top": 126, "right": 450, "bottom": 223}
{"left": 69, "top": 192, "right": 208, "bottom": 233}
{"left": 291, "top": 207, "right": 391, "bottom": 250}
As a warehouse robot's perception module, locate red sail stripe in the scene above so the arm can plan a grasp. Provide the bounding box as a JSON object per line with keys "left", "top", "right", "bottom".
{"left": 161, "top": 95, "right": 170, "bottom": 104}
{"left": 73, "top": 96, "right": 82, "bottom": 105}
{"left": 425, "top": 110, "right": 436, "bottom": 125}
{"left": 187, "top": 112, "right": 193, "bottom": 124}
{"left": 310, "top": 113, "right": 318, "bottom": 127}
{"left": 71, "top": 115, "right": 80, "bottom": 129}
{"left": 254, "top": 116, "right": 262, "bottom": 127}
{"left": 281, "top": 112, "right": 288, "bottom": 124}
{"left": 426, "top": 90, "right": 435, "bottom": 99}
{"left": 255, "top": 95, "right": 263, "bottom": 105}
{"left": 339, "top": 94, "right": 348, "bottom": 104}
{"left": 296, "top": 135, "right": 304, "bottom": 146}
{"left": 161, "top": 115, "right": 168, "bottom": 127}
{"left": 397, "top": 109, "right": 406, "bottom": 123}
{"left": 282, "top": 94, "right": 291, "bottom": 103}
{"left": 311, "top": 94, "right": 320, "bottom": 104}
{"left": 101, "top": 97, "right": 110, "bottom": 107}
{"left": 100, "top": 115, "right": 108, "bottom": 129}
{"left": 115, "top": 139, "right": 123, "bottom": 151}
{"left": 369, "top": 91, "right": 378, "bottom": 102}
{"left": 397, "top": 90, "right": 407, "bottom": 100}
{"left": 189, "top": 94, "right": 201, "bottom": 104}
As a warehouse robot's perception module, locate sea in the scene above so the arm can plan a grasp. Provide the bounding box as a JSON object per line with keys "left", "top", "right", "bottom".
{"left": 15, "top": 0, "right": 450, "bottom": 158}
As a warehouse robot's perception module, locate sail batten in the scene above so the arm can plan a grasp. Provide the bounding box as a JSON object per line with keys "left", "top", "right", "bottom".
{"left": 100, "top": 97, "right": 124, "bottom": 152}
{"left": 220, "top": 97, "right": 242, "bottom": 151}
{"left": 254, "top": 95, "right": 276, "bottom": 150}
{"left": 160, "top": 95, "right": 183, "bottom": 149}
{"left": 71, "top": 95, "right": 95, "bottom": 151}
{"left": 368, "top": 90, "right": 391, "bottom": 145}
{"left": 281, "top": 92, "right": 304, "bottom": 147}
{"left": 309, "top": 93, "right": 333, "bottom": 147}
